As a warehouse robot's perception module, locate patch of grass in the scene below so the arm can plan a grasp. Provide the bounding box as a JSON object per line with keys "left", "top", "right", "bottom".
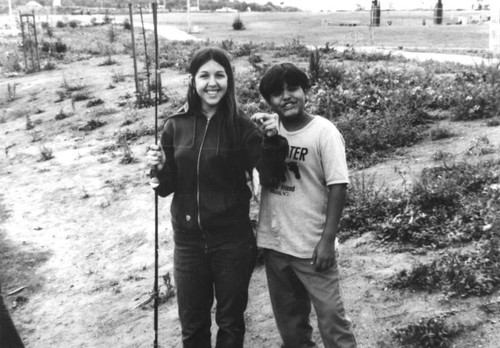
{"left": 78, "top": 119, "right": 106, "bottom": 131}
{"left": 466, "top": 136, "right": 496, "bottom": 157}
{"left": 111, "top": 70, "right": 126, "bottom": 83}
{"left": 72, "top": 91, "right": 91, "bottom": 102}
{"left": 86, "top": 98, "right": 105, "bottom": 108}
{"left": 485, "top": 118, "right": 500, "bottom": 127}
{"left": 342, "top": 161, "right": 500, "bottom": 248}
{"left": 430, "top": 126, "right": 455, "bottom": 141}
{"left": 432, "top": 150, "right": 453, "bottom": 162}
{"left": 389, "top": 226, "right": 500, "bottom": 298}
{"left": 392, "top": 315, "right": 463, "bottom": 348}
{"left": 92, "top": 107, "right": 118, "bottom": 117}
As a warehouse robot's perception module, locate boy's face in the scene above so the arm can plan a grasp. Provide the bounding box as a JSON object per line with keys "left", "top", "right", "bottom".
{"left": 268, "top": 83, "right": 306, "bottom": 120}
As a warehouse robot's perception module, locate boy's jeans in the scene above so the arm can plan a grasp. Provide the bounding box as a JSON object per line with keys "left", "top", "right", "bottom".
{"left": 263, "top": 249, "right": 357, "bottom": 348}
{"left": 173, "top": 221, "right": 257, "bottom": 348}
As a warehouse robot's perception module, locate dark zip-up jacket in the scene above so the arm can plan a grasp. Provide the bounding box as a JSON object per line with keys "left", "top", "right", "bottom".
{"left": 154, "top": 106, "right": 264, "bottom": 231}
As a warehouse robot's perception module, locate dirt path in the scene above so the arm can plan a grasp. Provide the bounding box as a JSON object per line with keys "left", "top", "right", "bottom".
{"left": 1, "top": 48, "right": 500, "bottom": 347}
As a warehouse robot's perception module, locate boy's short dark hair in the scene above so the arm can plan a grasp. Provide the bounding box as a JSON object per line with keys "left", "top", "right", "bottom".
{"left": 259, "top": 63, "right": 310, "bottom": 103}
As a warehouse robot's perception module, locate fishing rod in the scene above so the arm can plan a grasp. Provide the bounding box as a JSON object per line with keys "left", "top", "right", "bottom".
{"left": 152, "top": 2, "right": 160, "bottom": 347}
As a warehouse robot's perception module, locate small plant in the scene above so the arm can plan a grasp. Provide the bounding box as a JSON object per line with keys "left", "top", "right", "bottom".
{"left": 486, "top": 118, "right": 500, "bottom": 127}
{"left": 432, "top": 150, "right": 453, "bottom": 162}
{"left": 430, "top": 126, "right": 455, "bottom": 141}
{"left": 43, "top": 61, "right": 57, "bottom": 70}
{"left": 111, "top": 70, "right": 126, "bottom": 83}
{"left": 98, "top": 56, "right": 118, "bottom": 66}
{"left": 392, "top": 315, "right": 461, "bottom": 348}
{"left": 68, "top": 20, "right": 79, "bottom": 29}
{"left": 78, "top": 119, "right": 106, "bottom": 131}
{"left": 26, "top": 115, "right": 35, "bottom": 130}
{"left": 466, "top": 136, "right": 496, "bottom": 156}
{"left": 86, "top": 98, "right": 105, "bottom": 108}
{"left": 72, "top": 91, "right": 91, "bottom": 102}
{"left": 122, "top": 19, "right": 131, "bottom": 30}
{"left": 55, "top": 108, "right": 69, "bottom": 120}
{"left": 28, "top": 131, "right": 43, "bottom": 143}
{"left": 39, "top": 144, "right": 54, "bottom": 161}
{"left": 232, "top": 16, "right": 245, "bottom": 30}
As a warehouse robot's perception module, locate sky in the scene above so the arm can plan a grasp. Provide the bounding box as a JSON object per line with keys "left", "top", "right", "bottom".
{"left": 255, "top": 0, "right": 480, "bottom": 12}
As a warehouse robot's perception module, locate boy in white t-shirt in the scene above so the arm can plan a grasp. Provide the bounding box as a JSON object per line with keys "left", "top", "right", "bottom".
{"left": 252, "top": 63, "right": 357, "bottom": 348}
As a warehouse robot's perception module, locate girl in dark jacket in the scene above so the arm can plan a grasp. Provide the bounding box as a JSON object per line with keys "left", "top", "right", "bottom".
{"left": 147, "top": 47, "right": 280, "bottom": 348}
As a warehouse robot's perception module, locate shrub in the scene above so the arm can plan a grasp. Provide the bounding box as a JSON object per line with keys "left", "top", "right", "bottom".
{"left": 68, "top": 20, "right": 79, "bottom": 29}
{"left": 389, "top": 232, "right": 500, "bottom": 297}
{"left": 123, "top": 19, "right": 131, "bottom": 30}
{"left": 56, "top": 20, "right": 66, "bottom": 28}
{"left": 430, "top": 126, "right": 454, "bottom": 141}
{"left": 392, "top": 316, "right": 461, "bottom": 348}
{"left": 43, "top": 61, "right": 57, "bottom": 70}
{"left": 232, "top": 16, "right": 245, "bottom": 30}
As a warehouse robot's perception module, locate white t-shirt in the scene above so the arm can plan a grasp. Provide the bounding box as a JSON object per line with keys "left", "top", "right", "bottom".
{"left": 257, "top": 116, "right": 349, "bottom": 258}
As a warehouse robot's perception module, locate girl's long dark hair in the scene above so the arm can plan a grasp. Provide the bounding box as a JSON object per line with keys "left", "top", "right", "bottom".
{"left": 187, "top": 47, "right": 241, "bottom": 147}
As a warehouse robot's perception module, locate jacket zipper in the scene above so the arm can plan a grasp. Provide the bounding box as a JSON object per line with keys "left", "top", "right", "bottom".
{"left": 196, "top": 117, "right": 211, "bottom": 249}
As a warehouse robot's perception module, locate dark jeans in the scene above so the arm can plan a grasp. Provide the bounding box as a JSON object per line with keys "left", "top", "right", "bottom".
{"left": 0, "top": 285, "right": 25, "bottom": 348}
{"left": 173, "top": 220, "right": 257, "bottom": 348}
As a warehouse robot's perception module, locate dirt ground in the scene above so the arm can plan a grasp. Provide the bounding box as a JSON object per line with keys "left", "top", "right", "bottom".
{"left": 1, "top": 47, "right": 500, "bottom": 348}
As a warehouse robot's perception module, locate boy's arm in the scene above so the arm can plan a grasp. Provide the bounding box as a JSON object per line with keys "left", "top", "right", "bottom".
{"left": 312, "top": 183, "right": 347, "bottom": 272}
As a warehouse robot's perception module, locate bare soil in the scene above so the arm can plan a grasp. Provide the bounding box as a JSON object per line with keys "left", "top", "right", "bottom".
{"left": 1, "top": 49, "right": 500, "bottom": 348}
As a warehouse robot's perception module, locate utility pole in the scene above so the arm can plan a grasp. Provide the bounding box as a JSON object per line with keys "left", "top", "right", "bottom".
{"left": 8, "top": 0, "right": 12, "bottom": 17}
{"left": 187, "top": 0, "right": 191, "bottom": 33}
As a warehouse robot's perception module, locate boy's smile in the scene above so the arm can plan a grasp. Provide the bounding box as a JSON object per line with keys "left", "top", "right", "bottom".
{"left": 269, "top": 83, "right": 306, "bottom": 120}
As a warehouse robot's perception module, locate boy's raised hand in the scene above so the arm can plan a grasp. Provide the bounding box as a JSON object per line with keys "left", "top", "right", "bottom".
{"left": 251, "top": 112, "right": 279, "bottom": 138}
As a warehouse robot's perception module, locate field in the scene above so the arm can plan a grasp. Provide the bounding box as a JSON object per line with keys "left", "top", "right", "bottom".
{"left": 152, "top": 10, "right": 491, "bottom": 50}
{"left": 1, "top": 10, "right": 500, "bottom": 348}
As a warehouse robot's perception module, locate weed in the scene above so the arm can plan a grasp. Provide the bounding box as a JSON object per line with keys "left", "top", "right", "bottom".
{"left": 38, "top": 144, "right": 54, "bottom": 161}
{"left": 392, "top": 315, "right": 462, "bottom": 348}
{"left": 28, "top": 131, "right": 43, "bottom": 143}
{"left": 111, "top": 70, "right": 126, "bottom": 83}
{"left": 72, "top": 91, "right": 91, "bottom": 102}
{"left": 122, "top": 18, "right": 131, "bottom": 30}
{"left": 55, "top": 108, "right": 70, "bottom": 121}
{"left": 98, "top": 56, "right": 118, "bottom": 66}
{"left": 78, "top": 119, "right": 106, "bottom": 131}
{"left": 486, "top": 118, "right": 500, "bottom": 127}
{"left": 43, "top": 61, "right": 57, "bottom": 70}
{"left": 86, "top": 98, "right": 105, "bottom": 108}
{"left": 92, "top": 107, "right": 118, "bottom": 117}
{"left": 466, "top": 136, "right": 496, "bottom": 157}
{"left": 430, "top": 126, "right": 455, "bottom": 141}
{"left": 389, "top": 228, "right": 500, "bottom": 297}
{"left": 232, "top": 16, "right": 245, "bottom": 31}
{"left": 432, "top": 150, "right": 453, "bottom": 162}
{"left": 26, "top": 116, "right": 35, "bottom": 130}
{"left": 68, "top": 20, "right": 79, "bottom": 29}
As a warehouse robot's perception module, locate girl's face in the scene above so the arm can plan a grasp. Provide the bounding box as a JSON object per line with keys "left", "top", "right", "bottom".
{"left": 193, "top": 59, "right": 228, "bottom": 116}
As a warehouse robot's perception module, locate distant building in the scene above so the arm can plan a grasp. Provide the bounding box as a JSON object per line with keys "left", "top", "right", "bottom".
{"left": 215, "top": 7, "right": 238, "bottom": 13}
